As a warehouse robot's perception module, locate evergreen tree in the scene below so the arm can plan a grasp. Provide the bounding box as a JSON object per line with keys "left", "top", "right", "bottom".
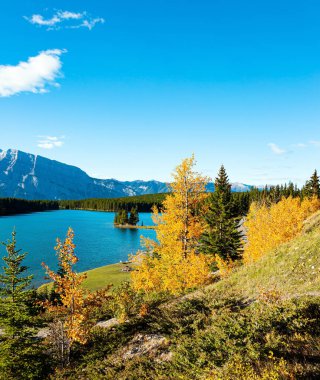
{"left": 114, "top": 209, "right": 129, "bottom": 225}
{"left": 303, "top": 170, "right": 320, "bottom": 198}
{"left": 129, "top": 207, "right": 139, "bottom": 225}
{"left": 0, "top": 231, "right": 48, "bottom": 379}
{"left": 114, "top": 210, "right": 120, "bottom": 224}
{"left": 200, "top": 165, "right": 243, "bottom": 262}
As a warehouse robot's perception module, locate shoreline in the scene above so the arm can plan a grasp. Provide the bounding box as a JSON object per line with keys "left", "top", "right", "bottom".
{"left": 114, "top": 224, "right": 155, "bottom": 230}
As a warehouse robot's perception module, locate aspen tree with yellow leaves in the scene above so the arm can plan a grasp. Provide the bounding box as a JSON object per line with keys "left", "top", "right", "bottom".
{"left": 244, "top": 196, "right": 320, "bottom": 263}
{"left": 131, "top": 156, "right": 212, "bottom": 294}
{"left": 42, "top": 228, "right": 87, "bottom": 366}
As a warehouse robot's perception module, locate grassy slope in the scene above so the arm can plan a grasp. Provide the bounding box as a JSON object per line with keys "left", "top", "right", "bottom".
{"left": 82, "top": 263, "right": 131, "bottom": 291}
{"left": 39, "top": 263, "right": 131, "bottom": 293}
{"left": 63, "top": 212, "right": 320, "bottom": 379}
{"left": 211, "top": 213, "right": 320, "bottom": 300}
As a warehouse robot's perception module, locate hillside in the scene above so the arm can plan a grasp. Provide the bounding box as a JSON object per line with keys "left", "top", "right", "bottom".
{"left": 212, "top": 211, "right": 320, "bottom": 299}
{"left": 0, "top": 149, "right": 252, "bottom": 200}
{"left": 56, "top": 212, "right": 320, "bottom": 379}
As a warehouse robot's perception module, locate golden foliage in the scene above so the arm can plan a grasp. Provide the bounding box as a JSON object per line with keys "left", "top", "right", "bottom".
{"left": 215, "top": 255, "right": 235, "bottom": 278}
{"left": 244, "top": 196, "right": 320, "bottom": 263}
{"left": 42, "top": 228, "right": 88, "bottom": 345}
{"left": 131, "top": 155, "right": 212, "bottom": 295}
{"left": 208, "top": 354, "right": 292, "bottom": 380}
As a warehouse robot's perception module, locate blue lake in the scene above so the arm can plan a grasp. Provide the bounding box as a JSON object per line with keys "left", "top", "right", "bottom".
{"left": 0, "top": 210, "right": 155, "bottom": 287}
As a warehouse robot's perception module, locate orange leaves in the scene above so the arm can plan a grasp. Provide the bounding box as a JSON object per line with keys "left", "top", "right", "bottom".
{"left": 244, "top": 196, "right": 320, "bottom": 263}
{"left": 131, "top": 156, "right": 212, "bottom": 295}
{"left": 42, "top": 228, "right": 88, "bottom": 345}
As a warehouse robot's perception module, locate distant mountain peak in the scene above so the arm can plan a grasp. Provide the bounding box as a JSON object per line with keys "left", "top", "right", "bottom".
{"left": 0, "top": 149, "right": 252, "bottom": 200}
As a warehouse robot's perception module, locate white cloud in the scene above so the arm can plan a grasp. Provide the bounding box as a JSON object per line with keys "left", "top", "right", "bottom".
{"left": 293, "top": 143, "right": 307, "bottom": 148}
{"left": 58, "top": 11, "right": 83, "bottom": 20}
{"left": 309, "top": 140, "right": 320, "bottom": 147}
{"left": 77, "top": 18, "right": 105, "bottom": 30}
{"left": 37, "top": 136, "right": 65, "bottom": 149}
{"left": 0, "top": 49, "right": 66, "bottom": 97}
{"left": 27, "top": 14, "right": 60, "bottom": 26}
{"left": 268, "top": 143, "right": 286, "bottom": 155}
{"left": 25, "top": 10, "right": 105, "bottom": 31}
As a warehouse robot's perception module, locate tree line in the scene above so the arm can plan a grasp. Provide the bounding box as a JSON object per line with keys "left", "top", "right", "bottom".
{"left": 59, "top": 193, "right": 166, "bottom": 213}
{"left": 0, "top": 198, "right": 59, "bottom": 216}
{"left": 59, "top": 177, "right": 320, "bottom": 218}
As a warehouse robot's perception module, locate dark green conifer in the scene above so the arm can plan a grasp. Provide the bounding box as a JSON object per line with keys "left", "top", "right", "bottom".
{"left": 114, "top": 209, "right": 129, "bottom": 225}
{"left": 129, "top": 207, "right": 139, "bottom": 226}
{"left": 200, "top": 165, "right": 243, "bottom": 262}
{"left": 0, "top": 231, "right": 48, "bottom": 379}
{"left": 303, "top": 170, "right": 320, "bottom": 198}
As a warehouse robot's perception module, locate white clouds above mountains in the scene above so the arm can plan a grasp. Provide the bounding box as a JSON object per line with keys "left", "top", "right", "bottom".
{"left": 25, "top": 10, "right": 105, "bottom": 30}
{"left": 0, "top": 49, "right": 66, "bottom": 97}
{"left": 37, "top": 136, "right": 65, "bottom": 149}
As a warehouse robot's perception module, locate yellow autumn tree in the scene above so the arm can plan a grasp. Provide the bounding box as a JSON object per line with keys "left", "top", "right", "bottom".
{"left": 42, "top": 228, "right": 88, "bottom": 366}
{"left": 244, "top": 196, "right": 320, "bottom": 263}
{"left": 131, "top": 155, "right": 212, "bottom": 295}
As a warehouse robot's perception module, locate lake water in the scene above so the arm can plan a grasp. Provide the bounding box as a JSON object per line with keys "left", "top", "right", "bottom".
{"left": 0, "top": 210, "right": 156, "bottom": 287}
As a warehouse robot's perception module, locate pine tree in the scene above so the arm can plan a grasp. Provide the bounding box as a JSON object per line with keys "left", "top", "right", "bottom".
{"left": 129, "top": 207, "right": 139, "bottom": 226}
{"left": 122, "top": 209, "right": 129, "bottom": 224}
{"left": 200, "top": 165, "right": 243, "bottom": 262}
{"left": 114, "top": 210, "right": 120, "bottom": 224}
{"left": 303, "top": 170, "right": 320, "bottom": 198}
{"left": 0, "top": 231, "right": 48, "bottom": 379}
{"left": 114, "top": 209, "right": 129, "bottom": 225}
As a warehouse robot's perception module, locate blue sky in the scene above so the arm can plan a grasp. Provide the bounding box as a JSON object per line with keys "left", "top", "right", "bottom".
{"left": 0, "top": 0, "right": 320, "bottom": 185}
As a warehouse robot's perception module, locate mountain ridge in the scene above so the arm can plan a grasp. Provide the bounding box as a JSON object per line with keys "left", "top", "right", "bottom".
{"left": 0, "top": 148, "right": 253, "bottom": 200}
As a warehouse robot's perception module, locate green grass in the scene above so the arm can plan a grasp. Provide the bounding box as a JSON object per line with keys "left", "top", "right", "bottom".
{"left": 82, "top": 263, "right": 131, "bottom": 291}
{"left": 38, "top": 262, "right": 131, "bottom": 293}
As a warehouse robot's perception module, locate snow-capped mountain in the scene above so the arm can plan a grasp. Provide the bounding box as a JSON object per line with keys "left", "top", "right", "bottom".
{"left": 0, "top": 149, "right": 252, "bottom": 200}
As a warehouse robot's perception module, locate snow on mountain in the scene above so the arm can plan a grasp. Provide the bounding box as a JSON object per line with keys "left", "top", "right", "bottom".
{"left": 0, "top": 149, "right": 252, "bottom": 200}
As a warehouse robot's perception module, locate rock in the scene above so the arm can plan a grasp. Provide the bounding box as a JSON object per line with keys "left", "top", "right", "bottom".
{"left": 156, "top": 350, "right": 173, "bottom": 362}
{"left": 36, "top": 327, "right": 50, "bottom": 339}
{"left": 121, "top": 333, "right": 170, "bottom": 361}
{"left": 121, "top": 265, "right": 133, "bottom": 272}
{"left": 95, "top": 318, "right": 120, "bottom": 329}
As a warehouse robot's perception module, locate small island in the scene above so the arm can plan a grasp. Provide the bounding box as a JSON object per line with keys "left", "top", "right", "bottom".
{"left": 114, "top": 207, "right": 155, "bottom": 229}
